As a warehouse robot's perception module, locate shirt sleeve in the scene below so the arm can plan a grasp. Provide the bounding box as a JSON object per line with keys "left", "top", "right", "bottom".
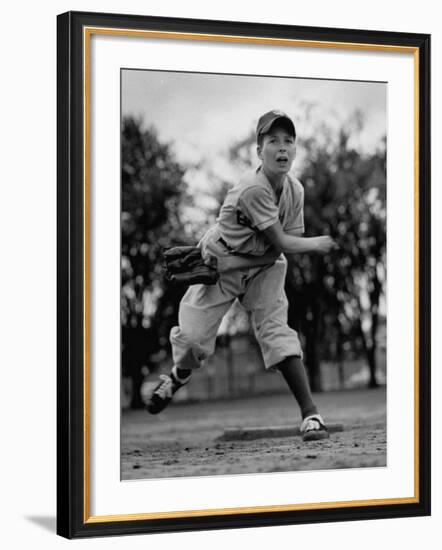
{"left": 286, "top": 182, "right": 305, "bottom": 234}
{"left": 237, "top": 185, "right": 279, "bottom": 231}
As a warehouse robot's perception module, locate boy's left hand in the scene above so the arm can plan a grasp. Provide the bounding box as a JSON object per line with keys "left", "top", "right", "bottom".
{"left": 163, "top": 246, "right": 219, "bottom": 285}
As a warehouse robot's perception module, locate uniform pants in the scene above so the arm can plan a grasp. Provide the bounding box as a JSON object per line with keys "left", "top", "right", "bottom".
{"left": 169, "top": 227, "right": 303, "bottom": 371}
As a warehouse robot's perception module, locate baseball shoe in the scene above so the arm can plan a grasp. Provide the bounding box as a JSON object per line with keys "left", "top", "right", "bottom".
{"left": 300, "top": 414, "right": 329, "bottom": 442}
{"left": 146, "top": 371, "right": 190, "bottom": 414}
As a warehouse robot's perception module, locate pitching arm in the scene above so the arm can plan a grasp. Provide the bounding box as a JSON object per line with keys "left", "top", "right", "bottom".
{"left": 262, "top": 220, "right": 337, "bottom": 255}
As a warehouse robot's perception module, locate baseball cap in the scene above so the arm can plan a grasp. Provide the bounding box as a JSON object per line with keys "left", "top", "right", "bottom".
{"left": 256, "top": 110, "right": 296, "bottom": 140}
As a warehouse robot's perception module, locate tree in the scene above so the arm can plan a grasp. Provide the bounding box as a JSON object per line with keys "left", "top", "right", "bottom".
{"left": 289, "top": 123, "right": 386, "bottom": 390}
{"left": 121, "top": 116, "right": 191, "bottom": 407}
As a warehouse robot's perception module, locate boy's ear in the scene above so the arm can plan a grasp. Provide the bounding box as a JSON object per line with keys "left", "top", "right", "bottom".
{"left": 256, "top": 145, "right": 262, "bottom": 160}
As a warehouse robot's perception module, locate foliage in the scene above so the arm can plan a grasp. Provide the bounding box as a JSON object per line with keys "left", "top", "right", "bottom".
{"left": 291, "top": 123, "right": 386, "bottom": 389}
{"left": 121, "top": 116, "right": 191, "bottom": 407}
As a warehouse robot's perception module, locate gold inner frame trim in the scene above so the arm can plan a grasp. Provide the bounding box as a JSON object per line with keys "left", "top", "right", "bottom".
{"left": 85, "top": 496, "right": 419, "bottom": 524}
{"left": 83, "top": 26, "right": 91, "bottom": 522}
{"left": 413, "top": 49, "right": 420, "bottom": 502}
{"left": 82, "top": 26, "right": 420, "bottom": 524}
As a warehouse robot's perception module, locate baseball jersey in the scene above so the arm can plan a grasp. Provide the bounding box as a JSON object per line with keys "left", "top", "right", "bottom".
{"left": 216, "top": 166, "right": 305, "bottom": 256}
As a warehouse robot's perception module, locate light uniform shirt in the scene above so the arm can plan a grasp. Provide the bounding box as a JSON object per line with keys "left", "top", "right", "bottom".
{"left": 216, "top": 166, "right": 305, "bottom": 256}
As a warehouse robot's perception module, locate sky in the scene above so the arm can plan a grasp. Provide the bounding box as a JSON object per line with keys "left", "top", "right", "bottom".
{"left": 122, "top": 68, "right": 386, "bottom": 171}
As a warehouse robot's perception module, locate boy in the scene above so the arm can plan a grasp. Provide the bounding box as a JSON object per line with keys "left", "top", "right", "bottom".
{"left": 147, "top": 110, "right": 336, "bottom": 441}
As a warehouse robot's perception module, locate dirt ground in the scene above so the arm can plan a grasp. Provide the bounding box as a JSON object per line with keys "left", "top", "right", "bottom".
{"left": 121, "top": 387, "right": 386, "bottom": 480}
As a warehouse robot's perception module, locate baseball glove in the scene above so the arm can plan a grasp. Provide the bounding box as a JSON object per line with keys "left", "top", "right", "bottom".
{"left": 163, "top": 246, "right": 219, "bottom": 286}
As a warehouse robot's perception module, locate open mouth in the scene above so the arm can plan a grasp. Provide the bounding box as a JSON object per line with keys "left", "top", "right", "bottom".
{"left": 276, "top": 157, "right": 288, "bottom": 164}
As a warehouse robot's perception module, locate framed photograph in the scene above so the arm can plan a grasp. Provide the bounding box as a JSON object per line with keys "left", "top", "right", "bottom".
{"left": 57, "top": 11, "right": 431, "bottom": 538}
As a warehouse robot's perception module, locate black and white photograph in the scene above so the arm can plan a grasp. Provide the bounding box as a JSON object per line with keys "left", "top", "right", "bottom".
{"left": 120, "top": 69, "right": 387, "bottom": 480}
{"left": 54, "top": 8, "right": 430, "bottom": 541}
{"left": 1, "top": 0, "right": 436, "bottom": 545}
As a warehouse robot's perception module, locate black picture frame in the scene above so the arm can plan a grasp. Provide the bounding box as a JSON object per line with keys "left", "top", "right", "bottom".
{"left": 57, "top": 10, "right": 431, "bottom": 539}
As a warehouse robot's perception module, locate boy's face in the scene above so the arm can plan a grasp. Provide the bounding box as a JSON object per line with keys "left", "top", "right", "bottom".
{"left": 257, "top": 124, "right": 296, "bottom": 177}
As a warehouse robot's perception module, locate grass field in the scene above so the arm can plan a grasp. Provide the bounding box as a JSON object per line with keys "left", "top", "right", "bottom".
{"left": 121, "top": 387, "right": 386, "bottom": 480}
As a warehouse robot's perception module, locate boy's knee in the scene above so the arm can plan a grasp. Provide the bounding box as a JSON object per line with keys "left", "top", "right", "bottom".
{"left": 255, "top": 318, "right": 283, "bottom": 341}
{"left": 170, "top": 325, "right": 202, "bottom": 349}
{"left": 170, "top": 326, "right": 209, "bottom": 368}
{"left": 255, "top": 321, "right": 303, "bottom": 369}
